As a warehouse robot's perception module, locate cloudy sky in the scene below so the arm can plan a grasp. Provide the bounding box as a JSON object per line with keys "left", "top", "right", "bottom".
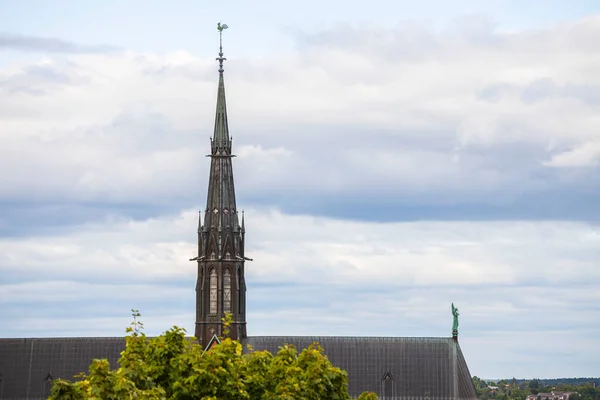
{"left": 1, "top": 0, "right": 600, "bottom": 380}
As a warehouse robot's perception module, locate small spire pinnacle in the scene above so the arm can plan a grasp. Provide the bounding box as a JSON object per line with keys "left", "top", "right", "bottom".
{"left": 217, "top": 22, "right": 229, "bottom": 73}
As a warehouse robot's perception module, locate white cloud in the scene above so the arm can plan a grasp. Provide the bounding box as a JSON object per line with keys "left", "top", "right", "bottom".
{"left": 2, "top": 13, "right": 600, "bottom": 380}
{"left": 3, "top": 207, "right": 599, "bottom": 291}
{"left": 0, "top": 281, "right": 187, "bottom": 303}
{"left": 0, "top": 208, "right": 599, "bottom": 377}
{"left": 1, "top": 17, "right": 600, "bottom": 205}
{"left": 544, "top": 139, "right": 600, "bottom": 167}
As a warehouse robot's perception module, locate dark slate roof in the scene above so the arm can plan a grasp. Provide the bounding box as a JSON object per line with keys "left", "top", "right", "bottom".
{"left": 0, "top": 336, "right": 476, "bottom": 400}
{"left": 243, "top": 336, "right": 477, "bottom": 400}
{"left": 0, "top": 337, "right": 125, "bottom": 400}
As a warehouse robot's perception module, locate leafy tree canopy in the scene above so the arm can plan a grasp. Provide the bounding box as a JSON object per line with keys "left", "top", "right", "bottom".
{"left": 50, "top": 311, "right": 377, "bottom": 400}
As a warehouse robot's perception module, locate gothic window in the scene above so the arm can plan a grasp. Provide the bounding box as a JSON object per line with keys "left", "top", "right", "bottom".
{"left": 197, "top": 270, "right": 203, "bottom": 313}
{"left": 223, "top": 269, "right": 231, "bottom": 313}
{"left": 237, "top": 268, "right": 242, "bottom": 313}
{"left": 209, "top": 269, "right": 218, "bottom": 314}
{"left": 380, "top": 371, "right": 395, "bottom": 400}
{"left": 44, "top": 372, "right": 54, "bottom": 396}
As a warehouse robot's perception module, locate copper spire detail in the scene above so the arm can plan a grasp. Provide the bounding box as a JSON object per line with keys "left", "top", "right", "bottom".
{"left": 217, "top": 22, "right": 228, "bottom": 73}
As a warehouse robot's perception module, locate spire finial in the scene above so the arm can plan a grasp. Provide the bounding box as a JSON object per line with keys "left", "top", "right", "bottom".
{"left": 217, "top": 22, "right": 229, "bottom": 73}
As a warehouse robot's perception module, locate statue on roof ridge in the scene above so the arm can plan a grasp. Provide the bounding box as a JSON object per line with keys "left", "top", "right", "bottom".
{"left": 452, "top": 303, "right": 459, "bottom": 332}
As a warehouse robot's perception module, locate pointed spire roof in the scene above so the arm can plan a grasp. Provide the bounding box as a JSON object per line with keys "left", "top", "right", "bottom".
{"left": 198, "top": 23, "right": 242, "bottom": 261}
{"left": 212, "top": 22, "right": 231, "bottom": 154}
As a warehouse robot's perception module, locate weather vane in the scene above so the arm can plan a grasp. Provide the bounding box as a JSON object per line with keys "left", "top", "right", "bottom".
{"left": 217, "top": 22, "right": 228, "bottom": 51}
{"left": 216, "top": 22, "right": 229, "bottom": 73}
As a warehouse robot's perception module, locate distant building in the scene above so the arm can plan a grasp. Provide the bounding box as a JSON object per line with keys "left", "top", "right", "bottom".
{"left": 527, "top": 392, "right": 575, "bottom": 400}
{"left": 0, "top": 28, "right": 478, "bottom": 400}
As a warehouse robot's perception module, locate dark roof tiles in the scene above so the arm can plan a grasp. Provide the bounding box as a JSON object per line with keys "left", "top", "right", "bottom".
{"left": 0, "top": 337, "right": 125, "bottom": 400}
{"left": 243, "top": 336, "right": 477, "bottom": 400}
{"left": 0, "top": 336, "right": 477, "bottom": 400}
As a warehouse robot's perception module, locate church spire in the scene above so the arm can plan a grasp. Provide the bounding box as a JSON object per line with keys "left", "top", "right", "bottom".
{"left": 193, "top": 23, "right": 247, "bottom": 347}
{"left": 205, "top": 22, "right": 236, "bottom": 230}
{"left": 212, "top": 22, "right": 230, "bottom": 153}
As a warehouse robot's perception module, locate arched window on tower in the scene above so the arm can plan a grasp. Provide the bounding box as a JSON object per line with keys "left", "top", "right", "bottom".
{"left": 209, "top": 269, "right": 218, "bottom": 314}
{"left": 237, "top": 267, "right": 242, "bottom": 314}
{"left": 223, "top": 269, "right": 231, "bottom": 313}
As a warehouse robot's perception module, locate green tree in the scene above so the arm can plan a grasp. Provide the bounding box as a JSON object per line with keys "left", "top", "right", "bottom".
{"left": 509, "top": 385, "right": 526, "bottom": 400}
{"left": 50, "top": 311, "right": 377, "bottom": 400}
{"left": 472, "top": 376, "right": 486, "bottom": 390}
{"left": 472, "top": 376, "right": 493, "bottom": 399}
{"left": 529, "top": 380, "right": 540, "bottom": 390}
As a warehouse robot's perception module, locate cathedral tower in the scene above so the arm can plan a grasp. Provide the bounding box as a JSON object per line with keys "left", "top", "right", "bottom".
{"left": 192, "top": 24, "right": 248, "bottom": 347}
